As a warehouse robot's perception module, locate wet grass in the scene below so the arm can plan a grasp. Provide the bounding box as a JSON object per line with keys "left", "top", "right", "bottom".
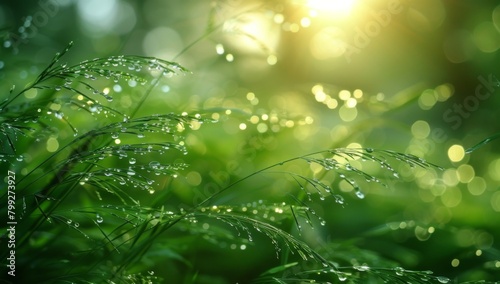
{"left": 0, "top": 43, "right": 482, "bottom": 284}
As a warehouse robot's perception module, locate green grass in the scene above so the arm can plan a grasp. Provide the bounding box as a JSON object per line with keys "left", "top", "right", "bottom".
{"left": 1, "top": 2, "right": 499, "bottom": 283}
{"left": 1, "top": 42, "right": 488, "bottom": 284}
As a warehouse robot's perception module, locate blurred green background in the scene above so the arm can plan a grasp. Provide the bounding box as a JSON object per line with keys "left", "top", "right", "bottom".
{"left": 1, "top": 0, "right": 500, "bottom": 282}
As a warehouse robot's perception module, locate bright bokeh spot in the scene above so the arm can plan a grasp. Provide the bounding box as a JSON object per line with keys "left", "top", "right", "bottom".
{"left": 215, "top": 43, "right": 225, "bottom": 55}
{"left": 442, "top": 169, "right": 459, "bottom": 187}
{"left": 456, "top": 164, "right": 475, "bottom": 183}
{"left": 472, "top": 21, "right": 500, "bottom": 53}
{"left": 488, "top": 158, "right": 500, "bottom": 181}
{"left": 467, "top": 176, "right": 486, "bottom": 196}
{"left": 441, "top": 186, "right": 462, "bottom": 208}
{"left": 339, "top": 105, "right": 357, "bottom": 121}
{"left": 339, "top": 90, "right": 351, "bottom": 100}
{"left": 46, "top": 137, "right": 59, "bottom": 152}
{"left": 267, "top": 54, "right": 278, "bottom": 65}
{"left": 448, "top": 144, "right": 465, "bottom": 162}
{"left": 418, "top": 89, "right": 437, "bottom": 110}
{"left": 493, "top": 5, "right": 500, "bottom": 31}
{"left": 491, "top": 191, "right": 500, "bottom": 212}
{"left": 300, "top": 17, "right": 311, "bottom": 27}
{"left": 186, "top": 171, "right": 202, "bottom": 186}
{"left": 435, "top": 83, "right": 454, "bottom": 101}
{"left": 411, "top": 120, "right": 430, "bottom": 139}
{"left": 353, "top": 89, "right": 363, "bottom": 99}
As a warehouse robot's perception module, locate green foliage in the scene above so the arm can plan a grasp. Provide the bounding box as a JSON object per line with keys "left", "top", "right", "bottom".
{"left": 0, "top": 43, "right": 489, "bottom": 284}
{"left": 1, "top": 2, "right": 499, "bottom": 283}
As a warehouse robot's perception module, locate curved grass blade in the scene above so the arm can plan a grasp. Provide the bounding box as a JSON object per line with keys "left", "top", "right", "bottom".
{"left": 465, "top": 132, "right": 500, "bottom": 154}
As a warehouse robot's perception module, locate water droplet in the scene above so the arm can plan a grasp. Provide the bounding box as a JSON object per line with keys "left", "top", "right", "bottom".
{"left": 127, "top": 170, "right": 136, "bottom": 176}
{"left": 366, "top": 148, "right": 374, "bottom": 153}
{"left": 355, "top": 190, "right": 365, "bottom": 199}
{"left": 129, "top": 158, "right": 136, "bottom": 164}
{"left": 149, "top": 161, "right": 160, "bottom": 169}
{"left": 353, "top": 265, "right": 370, "bottom": 271}
{"left": 54, "top": 112, "right": 63, "bottom": 119}
{"left": 436, "top": 276, "right": 450, "bottom": 283}
{"left": 394, "top": 267, "right": 405, "bottom": 276}
{"left": 96, "top": 214, "right": 104, "bottom": 223}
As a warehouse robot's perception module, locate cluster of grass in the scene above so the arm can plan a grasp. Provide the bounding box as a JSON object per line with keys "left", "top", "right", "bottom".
{"left": 1, "top": 41, "right": 495, "bottom": 284}
{"left": 1, "top": 1, "right": 500, "bottom": 283}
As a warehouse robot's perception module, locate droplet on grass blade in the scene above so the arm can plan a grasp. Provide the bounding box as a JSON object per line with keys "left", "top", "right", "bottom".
{"left": 436, "top": 276, "right": 450, "bottom": 283}
{"left": 394, "top": 267, "right": 405, "bottom": 276}
{"left": 355, "top": 190, "right": 365, "bottom": 199}
{"left": 96, "top": 214, "right": 104, "bottom": 223}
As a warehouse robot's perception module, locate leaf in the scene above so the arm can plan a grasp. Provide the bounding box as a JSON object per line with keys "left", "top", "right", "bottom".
{"left": 465, "top": 132, "right": 500, "bottom": 153}
{"left": 260, "top": 262, "right": 299, "bottom": 276}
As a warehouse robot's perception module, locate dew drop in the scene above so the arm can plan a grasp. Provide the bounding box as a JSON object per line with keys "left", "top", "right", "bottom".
{"left": 338, "top": 274, "right": 347, "bottom": 281}
{"left": 96, "top": 214, "right": 104, "bottom": 223}
{"left": 353, "top": 265, "right": 370, "bottom": 271}
{"left": 149, "top": 161, "right": 160, "bottom": 169}
{"left": 355, "top": 190, "right": 365, "bottom": 199}
{"left": 366, "top": 148, "right": 374, "bottom": 153}
{"left": 394, "top": 267, "right": 405, "bottom": 276}
{"left": 334, "top": 195, "right": 345, "bottom": 204}
{"left": 129, "top": 158, "right": 136, "bottom": 164}
{"left": 436, "top": 276, "right": 450, "bottom": 283}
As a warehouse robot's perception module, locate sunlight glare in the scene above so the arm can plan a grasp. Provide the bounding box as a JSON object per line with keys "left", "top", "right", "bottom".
{"left": 307, "top": 0, "right": 357, "bottom": 17}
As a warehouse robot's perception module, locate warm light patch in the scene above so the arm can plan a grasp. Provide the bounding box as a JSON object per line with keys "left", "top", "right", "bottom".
{"left": 307, "top": 0, "right": 356, "bottom": 17}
